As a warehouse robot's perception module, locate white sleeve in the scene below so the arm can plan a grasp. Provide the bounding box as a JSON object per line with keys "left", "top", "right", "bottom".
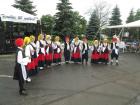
{"left": 79, "top": 42, "right": 83, "bottom": 51}
{"left": 116, "top": 43, "right": 119, "bottom": 48}
{"left": 30, "top": 45, "right": 35, "bottom": 55}
{"left": 25, "top": 45, "right": 31, "bottom": 57}
{"left": 17, "top": 51, "right": 29, "bottom": 65}
{"left": 70, "top": 43, "right": 74, "bottom": 52}
{"left": 36, "top": 41, "right": 40, "bottom": 54}
{"left": 52, "top": 43, "right": 57, "bottom": 49}
{"left": 90, "top": 46, "right": 94, "bottom": 51}
{"left": 36, "top": 41, "right": 40, "bottom": 49}
{"left": 108, "top": 45, "right": 111, "bottom": 51}
{"left": 61, "top": 43, "right": 64, "bottom": 50}
{"left": 43, "top": 40, "right": 46, "bottom": 46}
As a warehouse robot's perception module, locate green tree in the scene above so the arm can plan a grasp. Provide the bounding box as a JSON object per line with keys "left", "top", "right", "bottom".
{"left": 54, "top": 0, "right": 74, "bottom": 36}
{"left": 109, "top": 5, "right": 122, "bottom": 35}
{"left": 41, "top": 15, "right": 55, "bottom": 35}
{"left": 135, "top": 9, "right": 140, "bottom": 21}
{"left": 72, "top": 11, "right": 87, "bottom": 35}
{"left": 126, "top": 9, "right": 135, "bottom": 23}
{"left": 126, "top": 9, "right": 136, "bottom": 39}
{"left": 86, "top": 10, "right": 100, "bottom": 37}
{"left": 109, "top": 5, "right": 122, "bottom": 25}
{"left": 12, "top": 0, "right": 37, "bottom": 15}
{"left": 86, "top": 1, "right": 110, "bottom": 39}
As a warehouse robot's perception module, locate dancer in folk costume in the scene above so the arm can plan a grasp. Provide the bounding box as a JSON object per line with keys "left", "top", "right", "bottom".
{"left": 81, "top": 36, "right": 89, "bottom": 64}
{"left": 29, "top": 35, "right": 38, "bottom": 74}
{"left": 71, "top": 36, "right": 82, "bottom": 63}
{"left": 91, "top": 40, "right": 100, "bottom": 64}
{"left": 45, "top": 35, "right": 53, "bottom": 67}
{"left": 52, "top": 36, "right": 62, "bottom": 65}
{"left": 64, "top": 36, "right": 71, "bottom": 64}
{"left": 101, "top": 39, "right": 110, "bottom": 64}
{"left": 36, "top": 34, "right": 46, "bottom": 70}
{"left": 110, "top": 35, "right": 119, "bottom": 65}
{"left": 98, "top": 40, "right": 104, "bottom": 63}
{"left": 13, "top": 38, "right": 29, "bottom": 95}
{"left": 24, "top": 37, "right": 33, "bottom": 82}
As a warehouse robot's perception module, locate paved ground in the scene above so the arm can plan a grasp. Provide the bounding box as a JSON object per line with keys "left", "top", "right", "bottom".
{"left": 0, "top": 53, "right": 140, "bottom": 105}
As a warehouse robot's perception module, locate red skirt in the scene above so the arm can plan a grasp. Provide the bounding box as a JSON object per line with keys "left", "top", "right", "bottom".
{"left": 27, "top": 60, "right": 35, "bottom": 71}
{"left": 38, "top": 54, "right": 45, "bottom": 61}
{"left": 102, "top": 53, "right": 109, "bottom": 60}
{"left": 53, "top": 53, "right": 62, "bottom": 59}
{"left": 45, "top": 53, "right": 53, "bottom": 61}
{"left": 33, "top": 58, "right": 38, "bottom": 67}
{"left": 72, "top": 52, "right": 81, "bottom": 59}
{"left": 91, "top": 52, "right": 100, "bottom": 60}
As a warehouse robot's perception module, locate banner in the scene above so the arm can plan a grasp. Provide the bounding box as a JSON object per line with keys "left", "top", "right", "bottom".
{"left": 0, "top": 14, "right": 38, "bottom": 24}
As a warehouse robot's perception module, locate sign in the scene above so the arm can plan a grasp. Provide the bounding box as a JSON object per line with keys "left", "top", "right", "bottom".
{"left": 0, "top": 14, "right": 38, "bottom": 24}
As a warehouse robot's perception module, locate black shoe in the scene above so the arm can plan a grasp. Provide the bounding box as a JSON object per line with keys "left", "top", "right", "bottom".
{"left": 65, "top": 62, "right": 69, "bottom": 64}
{"left": 116, "top": 62, "right": 119, "bottom": 66}
{"left": 19, "top": 90, "right": 28, "bottom": 96}
{"left": 110, "top": 62, "right": 113, "bottom": 65}
{"left": 23, "top": 88, "right": 26, "bottom": 91}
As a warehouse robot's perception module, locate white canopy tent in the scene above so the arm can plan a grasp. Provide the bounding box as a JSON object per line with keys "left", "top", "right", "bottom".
{"left": 105, "top": 20, "right": 140, "bottom": 29}
{"left": 0, "top": 5, "right": 38, "bottom": 24}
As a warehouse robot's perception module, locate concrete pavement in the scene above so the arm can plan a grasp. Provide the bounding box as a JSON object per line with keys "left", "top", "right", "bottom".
{"left": 0, "top": 53, "right": 140, "bottom": 105}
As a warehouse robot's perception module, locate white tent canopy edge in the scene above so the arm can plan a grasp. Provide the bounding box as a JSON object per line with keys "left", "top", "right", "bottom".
{"left": 105, "top": 20, "right": 140, "bottom": 29}
{"left": 0, "top": 5, "right": 38, "bottom": 24}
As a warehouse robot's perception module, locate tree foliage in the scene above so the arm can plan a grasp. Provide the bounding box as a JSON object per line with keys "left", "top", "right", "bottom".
{"left": 109, "top": 5, "right": 122, "bottom": 35}
{"left": 41, "top": 15, "right": 55, "bottom": 35}
{"left": 86, "top": 1, "right": 110, "bottom": 38}
{"left": 72, "top": 11, "right": 87, "bottom": 35}
{"left": 54, "top": 0, "right": 74, "bottom": 36}
{"left": 12, "top": 0, "right": 37, "bottom": 15}
{"left": 109, "top": 5, "right": 122, "bottom": 25}
{"left": 86, "top": 10, "right": 99, "bottom": 36}
{"left": 126, "top": 9, "right": 135, "bottom": 23}
{"left": 135, "top": 9, "right": 140, "bottom": 21}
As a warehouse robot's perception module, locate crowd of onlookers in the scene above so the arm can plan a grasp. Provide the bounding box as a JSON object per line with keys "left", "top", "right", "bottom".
{"left": 118, "top": 40, "right": 140, "bottom": 53}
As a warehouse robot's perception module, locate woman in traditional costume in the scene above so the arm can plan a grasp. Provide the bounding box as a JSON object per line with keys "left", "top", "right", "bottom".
{"left": 52, "top": 36, "right": 62, "bottom": 65}
{"left": 71, "top": 36, "right": 82, "bottom": 63}
{"left": 45, "top": 35, "right": 53, "bottom": 67}
{"left": 91, "top": 40, "right": 100, "bottom": 64}
{"left": 36, "top": 34, "right": 46, "bottom": 70}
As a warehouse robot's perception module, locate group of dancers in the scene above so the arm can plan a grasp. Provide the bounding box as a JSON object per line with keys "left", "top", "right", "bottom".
{"left": 13, "top": 34, "right": 120, "bottom": 95}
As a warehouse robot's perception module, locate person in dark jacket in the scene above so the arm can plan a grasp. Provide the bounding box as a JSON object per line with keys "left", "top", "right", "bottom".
{"left": 64, "top": 36, "right": 71, "bottom": 64}
{"left": 81, "top": 36, "right": 89, "bottom": 64}
{"left": 110, "top": 35, "right": 119, "bottom": 65}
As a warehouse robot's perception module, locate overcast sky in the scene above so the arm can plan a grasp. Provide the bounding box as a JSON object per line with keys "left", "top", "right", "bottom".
{"left": 2, "top": 0, "right": 140, "bottom": 23}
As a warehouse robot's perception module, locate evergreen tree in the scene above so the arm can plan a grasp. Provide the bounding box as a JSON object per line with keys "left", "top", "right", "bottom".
{"left": 86, "top": 10, "right": 100, "bottom": 37}
{"left": 54, "top": 0, "right": 74, "bottom": 36}
{"left": 126, "top": 9, "right": 135, "bottom": 23}
{"left": 109, "top": 5, "right": 122, "bottom": 35}
{"left": 12, "top": 0, "right": 37, "bottom": 15}
{"left": 126, "top": 9, "right": 136, "bottom": 39}
{"left": 72, "top": 11, "right": 87, "bottom": 35}
{"left": 135, "top": 9, "right": 140, "bottom": 21}
{"left": 86, "top": 1, "right": 110, "bottom": 39}
{"left": 41, "top": 15, "right": 55, "bottom": 35}
{"left": 109, "top": 5, "right": 122, "bottom": 25}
